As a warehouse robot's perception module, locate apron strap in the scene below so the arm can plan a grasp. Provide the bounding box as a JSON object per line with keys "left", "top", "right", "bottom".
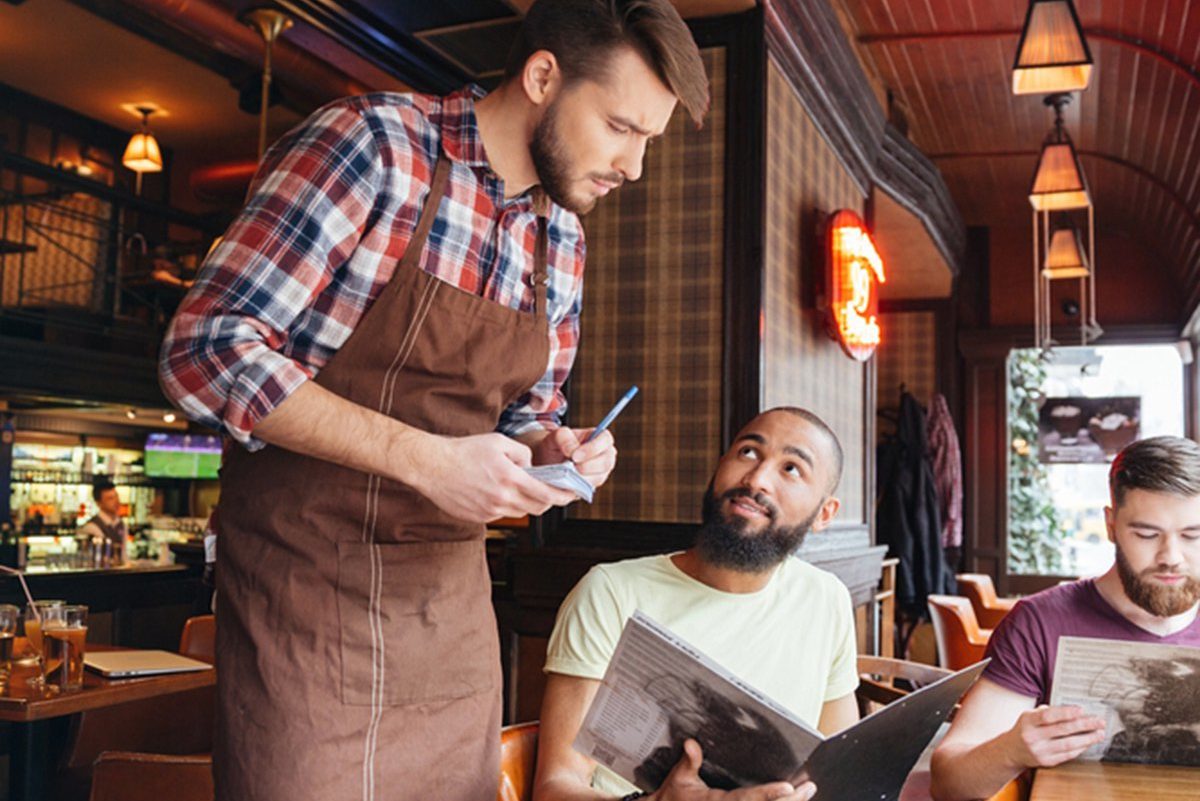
{"left": 533, "top": 216, "right": 548, "bottom": 320}
{"left": 402, "top": 154, "right": 550, "bottom": 321}
{"left": 399, "top": 156, "right": 454, "bottom": 272}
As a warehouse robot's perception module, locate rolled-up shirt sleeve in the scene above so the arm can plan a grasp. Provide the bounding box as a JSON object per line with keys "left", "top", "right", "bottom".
{"left": 158, "top": 104, "right": 382, "bottom": 449}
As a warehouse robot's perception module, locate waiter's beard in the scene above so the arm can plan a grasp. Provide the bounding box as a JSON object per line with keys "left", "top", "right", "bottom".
{"left": 1116, "top": 545, "right": 1200, "bottom": 617}
{"left": 693, "top": 484, "right": 820, "bottom": 573}
{"left": 530, "top": 98, "right": 621, "bottom": 215}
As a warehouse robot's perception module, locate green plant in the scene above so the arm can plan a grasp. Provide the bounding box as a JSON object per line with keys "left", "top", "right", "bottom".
{"left": 1007, "top": 349, "right": 1066, "bottom": 574}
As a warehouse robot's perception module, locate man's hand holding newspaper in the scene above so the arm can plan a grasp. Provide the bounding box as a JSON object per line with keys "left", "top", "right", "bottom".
{"left": 651, "top": 739, "right": 816, "bottom": 801}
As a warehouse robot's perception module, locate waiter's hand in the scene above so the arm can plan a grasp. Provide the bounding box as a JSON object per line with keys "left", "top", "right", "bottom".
{"left": 529, "top": 427, "right": 618, "bottom": 488}
{"left": 410, "top": 432, "right": 578, "bottom": 523}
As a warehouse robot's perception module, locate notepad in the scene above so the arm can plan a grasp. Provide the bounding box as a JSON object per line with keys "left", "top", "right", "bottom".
{"left": 525, "top": 462, "right": 595, "bottom": 502}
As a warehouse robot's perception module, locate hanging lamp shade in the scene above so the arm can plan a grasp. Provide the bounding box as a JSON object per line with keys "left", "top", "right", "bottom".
{"left": 1042, "top": 227, "right": 1090, "bottom": 279}
{"left": 123, "top": 107, "right": 163, "bottom": 174}
{"left": 1029, "top": 97, "right": 1090, "bottom": 211}
{"left": 122, "top": 131, "right": 163, "bottom": 173}
{"left": 1012, "top": 0, "right": 1093, "bottom": 95}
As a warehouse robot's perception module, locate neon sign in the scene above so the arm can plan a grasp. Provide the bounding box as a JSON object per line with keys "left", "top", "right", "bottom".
{"left": 825, "top": 210, "right": 886, "bottom": 361}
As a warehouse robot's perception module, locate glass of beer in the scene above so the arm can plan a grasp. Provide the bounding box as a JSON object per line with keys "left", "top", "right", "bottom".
{"left": 23, "top": 599, "right": 65, "bottom": 657}
{"left": 0, "top": 604, "right": 18, "bottom": 690}
{"left": 42, "top": 605, "right": 88, "bottom": 692}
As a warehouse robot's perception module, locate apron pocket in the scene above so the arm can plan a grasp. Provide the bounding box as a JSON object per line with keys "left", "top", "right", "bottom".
{"left": 336, "top": 539, "right": 496, "bottom": 707}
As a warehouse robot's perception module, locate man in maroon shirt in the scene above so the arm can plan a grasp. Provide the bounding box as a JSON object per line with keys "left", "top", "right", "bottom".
{"left": 931, "top": 436, "right": 1200, "bottom": 801}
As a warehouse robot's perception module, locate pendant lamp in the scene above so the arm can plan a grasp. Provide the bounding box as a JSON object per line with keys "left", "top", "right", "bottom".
{"left": 122, "top": 106, "right": 163, "bottom": 194}
{"left": 1012, "top": 0, "right": 1093, "bottom": 95}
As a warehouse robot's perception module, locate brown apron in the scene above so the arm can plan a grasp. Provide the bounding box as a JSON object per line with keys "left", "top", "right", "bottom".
{"left": 215, "top": 153, "right": 551, "bottom": 801}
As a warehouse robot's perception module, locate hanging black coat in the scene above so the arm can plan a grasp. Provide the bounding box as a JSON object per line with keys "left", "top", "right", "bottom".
{"left": 877, "top": 391, "right": 956, "bottom": 616}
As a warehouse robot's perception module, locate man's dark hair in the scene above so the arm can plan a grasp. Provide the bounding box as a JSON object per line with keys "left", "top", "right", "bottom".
{"left": 92, "top": 479, "right": 117, "bottom": 503}
{"left": 1109, "top": 436, "right": 1200, "bottom": 507}
{"left": 762, "top": 406, "right": 844, "bottom": 493}
{"left": 503, "top": 0, "right": 709, "bottom": 126}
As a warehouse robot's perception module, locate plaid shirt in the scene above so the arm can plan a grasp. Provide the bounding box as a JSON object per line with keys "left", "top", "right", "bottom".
{"left": 159, "top": 87, "right": 586, "bottom": 450}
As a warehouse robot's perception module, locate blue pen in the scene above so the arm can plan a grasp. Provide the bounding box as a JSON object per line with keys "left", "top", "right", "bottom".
{"left": 583, "top": 385, "right": 639, "bottom": 444}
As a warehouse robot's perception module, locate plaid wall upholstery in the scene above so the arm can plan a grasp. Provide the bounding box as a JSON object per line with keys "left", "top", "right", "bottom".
{"left": 569, "top": 48, "right": 727, "bottom": 523}
{"left": 876, "top": 311, "right": 937, "bottom": 412}
{"left": 763, "top": 56, "right": 869, "bottom": 525}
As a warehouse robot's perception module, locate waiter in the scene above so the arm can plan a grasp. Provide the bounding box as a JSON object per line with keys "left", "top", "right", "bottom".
{"left": 158, "top": 1, "right": 709, "bottom": 799}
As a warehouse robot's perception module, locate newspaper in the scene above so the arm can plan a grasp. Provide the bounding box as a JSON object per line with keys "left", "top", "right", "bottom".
{"left": 525, "top": 462, "right": 594, "bottom": 502}
{"left": 1049, "top": 636, "right": 1200, "bottom": 766}
{"left": 575, "top": 611, "right": 985, "bottom": 798}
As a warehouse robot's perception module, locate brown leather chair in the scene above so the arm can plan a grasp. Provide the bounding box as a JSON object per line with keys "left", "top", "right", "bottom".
{"left": 497, "top": 721, "right": 539, "bottom": 801}
{"left": 89, "top": 752, "right": 213, "bottom": 801}
{"left": 53, "top": 615, "right": 216, "bottom": 801}
{"left": 856, "top": 655, "right": 952, "bottom": 716}
{"left": 180, "top": 614, "right": 215, "bottom": 663}
{"left": 927, "top": 595, "right": 991, "bottom": 670}
{"left": 955, "top": 574, "right": 1018, "bottom": 630}
{"left": 984, "top": 774, "right": 1031, "bottom": 801}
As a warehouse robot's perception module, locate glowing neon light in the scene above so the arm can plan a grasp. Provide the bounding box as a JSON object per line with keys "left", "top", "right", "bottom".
{"left": 826, "top": 210, "right": 886, "bottom": 361}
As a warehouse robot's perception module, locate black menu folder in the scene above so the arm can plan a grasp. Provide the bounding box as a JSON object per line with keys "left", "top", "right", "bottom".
{"left": 576, "top": 611, "right": 988, "bottom": 801}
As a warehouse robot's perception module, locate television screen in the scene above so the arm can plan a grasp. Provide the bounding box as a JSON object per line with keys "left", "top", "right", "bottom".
{"left": 144, "top": 433, "right": 222, "bottom": 479}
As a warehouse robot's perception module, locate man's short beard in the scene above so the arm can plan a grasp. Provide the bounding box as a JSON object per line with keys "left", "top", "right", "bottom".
{"left": 1115, "top": 545, "right": 1200, "bottom": 617}
{"left": 693, "top": 485, "right": 820, "bottom": 573}
{"left": 530, "top": 99, "right": 592, "bottom": 215}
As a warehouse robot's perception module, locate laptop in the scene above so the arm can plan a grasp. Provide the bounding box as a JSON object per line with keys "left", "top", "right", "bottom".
{"left": 84, "top": 650, "right": 213, "bottom": 678}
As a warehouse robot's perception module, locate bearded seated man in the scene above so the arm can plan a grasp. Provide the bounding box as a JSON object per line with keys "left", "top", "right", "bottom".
{"left": 930, "top": 436, "right": 1200, "bottom": 801}
{"left": 531, "top": 407, "right": 861, "bottom": 801}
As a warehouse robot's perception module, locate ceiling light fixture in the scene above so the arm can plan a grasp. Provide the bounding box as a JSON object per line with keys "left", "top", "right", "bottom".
{"left": 241, "top": 7, "right": 293, "bottom": 161}
{"left": 1012, "top": 0, "right": 1093, "bottom": 95}
{"left": 1028, "top": 94, "right": 1089, "bottom": 211}
{"left": 122, "top": 106, "right": 163, "bottom": 195}
{"left": 163, "top": 412, "right": 177, "bottom": 424}
{"left": 1029, "top": 96, "right": 1100, "bottom": 351}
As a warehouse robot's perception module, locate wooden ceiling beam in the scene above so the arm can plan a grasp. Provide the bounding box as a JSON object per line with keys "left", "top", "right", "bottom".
{"left": 857, "top": 28, "right": 1200, "bottom": 92}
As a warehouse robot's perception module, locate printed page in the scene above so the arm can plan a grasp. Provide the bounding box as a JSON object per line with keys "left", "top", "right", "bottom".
{"left": 574, "top": 611, "right": 822, "bottom": 792}
{"left": 1049, "top": 636, "right": 1200, "bottom": 766}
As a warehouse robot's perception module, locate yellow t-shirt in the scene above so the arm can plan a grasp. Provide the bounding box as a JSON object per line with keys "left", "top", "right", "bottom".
{"left": 544, "top": 553, "right": 858, "bottom": 795}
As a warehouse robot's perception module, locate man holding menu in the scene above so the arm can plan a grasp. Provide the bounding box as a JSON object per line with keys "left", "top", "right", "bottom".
{"left": 931, "top": 436, "right": 1200, "bottom": 801}
{"left": 533, "top": 408, "right": 860, "bottom": 801}
{"left": 158, "top": 2, "right": 708, "bottom": 799}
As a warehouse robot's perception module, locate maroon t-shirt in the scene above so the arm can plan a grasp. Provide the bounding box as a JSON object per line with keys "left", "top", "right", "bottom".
{"left": 983, "top": 578, "right": 1200, "bottom": 705}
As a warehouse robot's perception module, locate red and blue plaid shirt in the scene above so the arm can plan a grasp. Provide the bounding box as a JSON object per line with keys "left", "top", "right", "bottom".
{"left": 159, "top": 87, "right": 586, "bottom": 449}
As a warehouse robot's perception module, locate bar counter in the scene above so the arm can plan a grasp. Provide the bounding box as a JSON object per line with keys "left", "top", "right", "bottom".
{"left": 0, "top": 560, "right": 203, "bottom": 650}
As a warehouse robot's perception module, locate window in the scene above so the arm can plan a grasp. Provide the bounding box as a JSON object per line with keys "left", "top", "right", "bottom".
{"left": 1007, "top": 343, "right": 1188, "bottom": 577}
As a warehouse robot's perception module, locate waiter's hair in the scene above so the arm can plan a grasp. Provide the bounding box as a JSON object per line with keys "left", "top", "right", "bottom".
{"left": 756, "top": 407, "right": 844, "bottom": 493}
{"left": 504, "top": 0, "right": 709, "bottom": 126}
{"left": 1109, "top": 436, "right": 1200, "bottom": 507}
{"left": 92, "top": 479, "right": 117, "bottom": 502}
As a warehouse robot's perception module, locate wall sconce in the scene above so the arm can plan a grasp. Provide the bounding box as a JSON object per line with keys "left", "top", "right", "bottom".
{"left": 1012, "top": 0, "right": 1093, "bottom": 95}
{"left": 122, "top": 106, "right": 163, "bottom": 195}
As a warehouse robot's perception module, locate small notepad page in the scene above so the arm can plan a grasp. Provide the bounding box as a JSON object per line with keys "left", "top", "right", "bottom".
{"left": 525, "top": 462, "right": 595, "bottom": 502}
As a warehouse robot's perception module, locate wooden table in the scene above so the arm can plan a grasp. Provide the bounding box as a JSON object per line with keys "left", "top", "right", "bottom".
{"left": 0, "top": 645, "right": 215, "bottom": 801}
{"left": 1032, "top": 761, "right": 1200, "bottom": 800}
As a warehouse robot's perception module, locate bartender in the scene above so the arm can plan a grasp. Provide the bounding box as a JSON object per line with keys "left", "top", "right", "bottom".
{"left": 78, "top": 479, "right": 128, "bottom": 564}
{"left": 157, "top": 1, "right": 709, "bottom": 799}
